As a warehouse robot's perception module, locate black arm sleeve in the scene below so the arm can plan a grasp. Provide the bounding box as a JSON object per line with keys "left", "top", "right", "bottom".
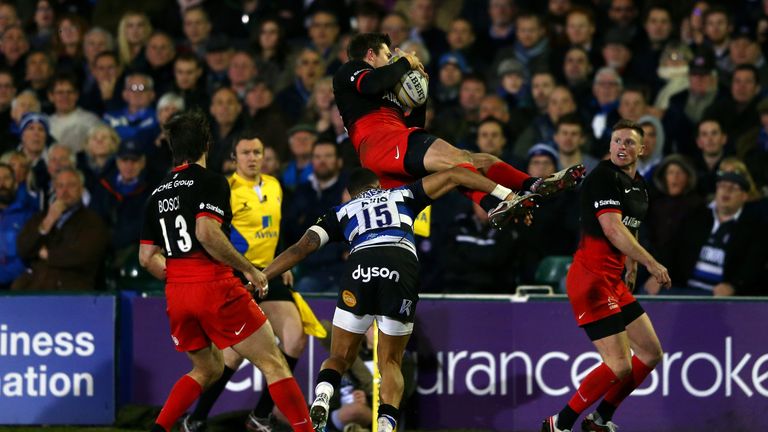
{"left": 358, "top": 58, "right": 411, "bottom": 95}
{"left": 404, "top": 102, "right": 427, "bottom": 128}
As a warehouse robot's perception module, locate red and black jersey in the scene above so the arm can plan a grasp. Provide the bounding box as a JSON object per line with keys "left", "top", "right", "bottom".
{"left": 333, "top": 58, "right": 424, "bottom": 133}
{"left": 140, "top": 163, "right": 233, "bottom": 280}
{"left": 575, "top": 160, "right": 648, "bottom": 272}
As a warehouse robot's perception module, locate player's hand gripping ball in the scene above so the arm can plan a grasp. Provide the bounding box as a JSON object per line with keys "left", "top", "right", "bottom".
{"left": 388, "top": 55, "right": 429, "bottom": 109}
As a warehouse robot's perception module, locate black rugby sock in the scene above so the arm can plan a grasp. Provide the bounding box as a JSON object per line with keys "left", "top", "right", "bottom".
{"left": 188, "top": 365, "right": 236, "bottom": 421}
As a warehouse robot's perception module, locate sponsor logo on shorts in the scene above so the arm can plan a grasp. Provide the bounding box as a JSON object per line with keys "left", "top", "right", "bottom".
{"left": 607, "top": 296, "right": 619, "bottom": 310}
{"left": 400, "top": 299, "right": 413, "bottom": 316}
{"left": 352, "top": 264, "right": 400, "bottom": 283}
{"left": 342, "top": 290, "right": 357, "bottom": 307}
{"left": 171, "top": 335, "right": 179, "bottom": 346}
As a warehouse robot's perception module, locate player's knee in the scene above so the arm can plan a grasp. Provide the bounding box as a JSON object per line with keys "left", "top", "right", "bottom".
{"left": 605, "top": 358, "right": 633, "bottom": 380}
{"left": 284, "top": 329, "right": 308, "bottom": 357}
{"left": 193, "top": 366, "right": 224, "bottom": 389}
{"left": 643, "top": 346, "right": 664, "bottom": 368}
{"left": 469, "top": 152, "right": 500, "bottom": 171}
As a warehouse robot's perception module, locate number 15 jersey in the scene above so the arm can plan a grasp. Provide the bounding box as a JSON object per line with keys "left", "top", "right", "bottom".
{"left": 309, "top": 181, "right": 432, "bottom": 258}
{"left": 140, "top": 164, "right": 233, "bottom": 275}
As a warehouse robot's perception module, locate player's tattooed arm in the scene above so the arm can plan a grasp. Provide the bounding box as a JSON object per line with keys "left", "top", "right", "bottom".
{"left": 139, "top": 244, "right": 167, "bottom": 280}
{"left": 263, "top": 228, "right": 323, "bottom": 280}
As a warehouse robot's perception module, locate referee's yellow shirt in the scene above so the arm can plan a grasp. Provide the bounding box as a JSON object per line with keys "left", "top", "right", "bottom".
{"left": 228, "top": 172, "right": 282, "bottom": 268}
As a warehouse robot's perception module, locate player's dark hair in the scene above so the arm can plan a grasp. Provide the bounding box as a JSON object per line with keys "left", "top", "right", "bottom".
{"left": 348, "top": 33, "right": 392, "bottom": 61}
{"left": 165, "top": 110, "right": 212, "bottom": 166}
{"left": 612, "top": 119, "right": 644, "bottom": 138}
{"left": 348, "top": 168, "right": 380, "bottom": 196}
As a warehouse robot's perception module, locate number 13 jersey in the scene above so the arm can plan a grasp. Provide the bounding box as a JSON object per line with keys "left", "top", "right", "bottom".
{"left": 140, "top": 164, "right": 233, "bottom": 269}
{"left": 309, "top": 181, "right": 432, "bottom": 258}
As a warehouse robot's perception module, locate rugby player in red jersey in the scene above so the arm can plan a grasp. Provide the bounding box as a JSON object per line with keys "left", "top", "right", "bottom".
{"left": 138, "top": 111, "right": 313, "bottom": 432}
{"left": 333, "top": 33, "right": 585, "bottom": 226}
{"left": 541, "top": 120, "right": 671, "bottom": 432}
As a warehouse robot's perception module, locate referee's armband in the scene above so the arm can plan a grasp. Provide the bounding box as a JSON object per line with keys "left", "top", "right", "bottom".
{"left": 308, "top": 225, "right": 329, "bottom": 247}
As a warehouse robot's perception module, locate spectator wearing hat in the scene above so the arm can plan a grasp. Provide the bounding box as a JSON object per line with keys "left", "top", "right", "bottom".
{"left": 647, "top": 169, "right": 768, "bottom": 296}
{"left": 0, "top": 162, "right": 38, "bottom": 290}
{"left": 736, "top": 98, "right": 768, "bottom": 192}
{"left": 496, "top": 57, "right": 530, "bottom": 112}
{"left": 13, "top": 167, "right": 109, "bottom": 291}
{"left": 663, "top": 50, "right": 724, "bottom": 156}
{"left": 514, "top": 142, "right": 580, "bottom": 283}
{"left": 172, "top": 53, "right": 208, "bottom": 111}
{"left": 203, "top": 35, "right": 234, "bottom": 95}
{"left": 726, "top": 26, "right": 768, "bottom": 87}
{"left": 644, "top": 154, "right": 705, "bottom": 256}
{"left": 208, "top": 86, "right": 247, "bottom": 174}
{"left": 48, "top": 74, "right": 102, "bottom": 153}
{"left": 600, "top": 27, "right": 640, "bottom": 86}
{"left": 433, "top": 52, "right": 470, "bottom": 108}
{"left": 281, "top": 123, "right": 317, "bottom": 192}
{"left": 17, "top": 112, "right": 52, "bottom": 195}
{"left": 703, "top": 64, "right": 761, "bottom": 146}
{"left": 654, "top": 42, "right": 694, "bottom": 111}
{"left": 91, "top": 139, "right": 151, "bottom": 271}
{"left": 103, "top": 72, "right": 159, "bottom": 147}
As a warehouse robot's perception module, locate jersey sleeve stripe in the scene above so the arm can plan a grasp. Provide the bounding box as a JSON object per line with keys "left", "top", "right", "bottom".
{"left": 139, "top": 240, "right": 155, "bottom": 245}
{"left": 596, "top": 208, "right": 622, "bottom": 217}
{"left": 355, "top": 70, "right": 372, "bottom": 93}
{"left": 196, "top": 211, "right": 223, "bottom": 223}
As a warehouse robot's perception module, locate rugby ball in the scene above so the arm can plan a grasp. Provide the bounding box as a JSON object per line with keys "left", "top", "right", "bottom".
{"left": 389, "top": 56, "right": 429, "bottom": 109}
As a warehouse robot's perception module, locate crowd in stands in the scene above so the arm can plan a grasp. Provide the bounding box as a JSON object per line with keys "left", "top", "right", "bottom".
{"left": 1, "top": 0, "right": 767, "bottom": 296}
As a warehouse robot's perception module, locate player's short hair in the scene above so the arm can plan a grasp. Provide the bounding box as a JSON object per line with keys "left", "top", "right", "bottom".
{"left": 347, "top": 168, "right": 380, "bottom": 196}
{"left": 230, "top": 130, "right": 264, "bottom": 159}
{"left": 348, "top": 33, "right": 392, "bottom": 61}
{"left": 612, "top": 119, "right": 644, "bottom": 138}
{"left": 164, "top": 110, "right": 212, "bottom": 166}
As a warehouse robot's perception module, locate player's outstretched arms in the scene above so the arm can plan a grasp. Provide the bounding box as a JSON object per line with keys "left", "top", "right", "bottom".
{"left": 598, "top": 212, "right": 671, "bottom": 288}
{"left": 263, "top": 229, "right": 323, "bottom": 281}
{"left": 421, "top": 166, "right": 514, "bottom": 201}
{"left": 138, "top": 244, "right": 166, "bottom": 280}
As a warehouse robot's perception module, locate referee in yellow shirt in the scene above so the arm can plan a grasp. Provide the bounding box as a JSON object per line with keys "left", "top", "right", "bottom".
{"left": 183, "top": 133, "right": 307, "bottom": 432}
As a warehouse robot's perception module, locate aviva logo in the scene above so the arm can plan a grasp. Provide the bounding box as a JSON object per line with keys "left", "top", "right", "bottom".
{"left": 262, "top": 215, "right": 273, "bottom": 228}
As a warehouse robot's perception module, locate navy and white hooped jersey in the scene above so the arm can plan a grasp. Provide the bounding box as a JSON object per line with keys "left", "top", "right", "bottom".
{"left": 308, "top": 181, "right": 432, "bottom": 257}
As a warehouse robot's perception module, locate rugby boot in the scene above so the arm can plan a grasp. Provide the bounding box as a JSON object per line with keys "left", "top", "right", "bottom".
{"left": 581, "top": 412, "right": 619, "bottom": 432}
{"left": 179, "top": 414, "right": 206, "bottom": 432}
{"left": 533, "top": 163, "right": 586, "bottom": 198}
{"left": 541, "top": 414, "right": 571, "bottom": 432}
{"left": 245, "top": 411, "right": 273, "bottom": 432}
{"left": 488, "top": 193, "right": 540, "bottom": 229}
{"left": 309, "top": 392, "right": 330, "bottom": 432}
